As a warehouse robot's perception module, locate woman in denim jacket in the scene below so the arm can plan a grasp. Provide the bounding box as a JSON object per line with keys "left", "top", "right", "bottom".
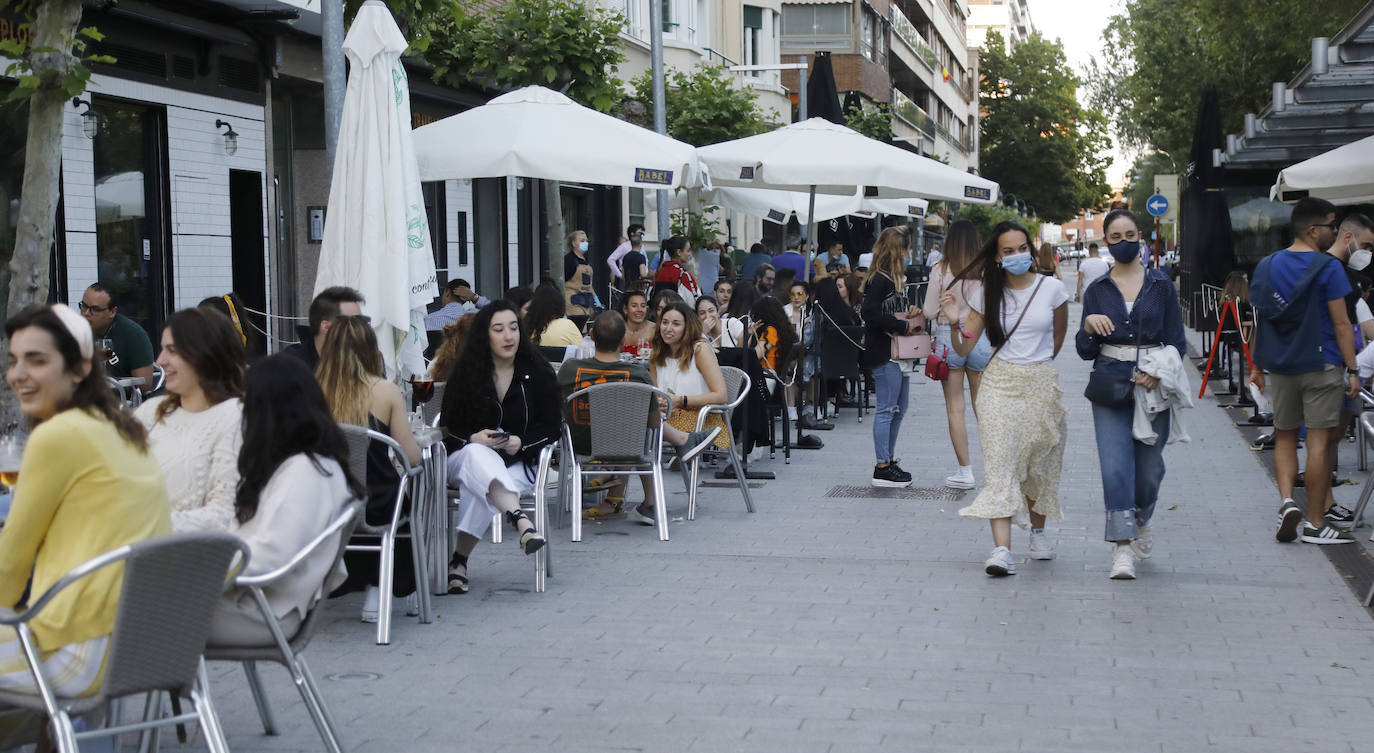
{"left": 1077, "top": 208, "right": 1187, "bottom": 580}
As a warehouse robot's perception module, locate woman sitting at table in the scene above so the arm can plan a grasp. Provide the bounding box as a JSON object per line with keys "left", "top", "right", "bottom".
{"left": 208, "top": 354, "right": 364, "bottom": 646}
{"left": 526, "top": 282, "right": 583, "bottom": 347}
{"left": 0, "top": 305, "right": 170, "bottom": 741}
{"left": 441, "top": 301, "right": 556, "bottom": 593}
{"left": 651, "top": 302, "right": 731, "bottom": 448}
{"left": 135, "top": 307, "right": 245, "bottom": 533}
{"left": 697, "top": 295, "right": 743, "bottom": 348}
{"left": 620, "top": 290, "right": 657, "bottom": 355}
{"left": 749, "top": 295, "right": 798, "bottom": 374}
{"left": 650, "top": 289, "right": 683, "bottom": 323}
{"left": 315, "top": 316, "right": 423, "bottom": 622}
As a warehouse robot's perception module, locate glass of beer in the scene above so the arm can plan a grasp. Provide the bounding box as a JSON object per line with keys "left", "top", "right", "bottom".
{"left": 97, "top": 338, "right": 115, "bottom": 362}
{"left": 0, "top": 435, "right": 23, "bottom": 490}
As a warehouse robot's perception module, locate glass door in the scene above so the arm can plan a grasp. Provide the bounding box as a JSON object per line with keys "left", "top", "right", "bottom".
{"left": 91, "top": 99, "right": 169, "bottom": 338}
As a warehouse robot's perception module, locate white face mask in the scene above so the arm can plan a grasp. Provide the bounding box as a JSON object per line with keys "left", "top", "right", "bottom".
{"left": 577, "top": 241, "right": 589, "bottom": 253}
{"left": 1349, "top": 244, "right": 1372, "bottom": 272}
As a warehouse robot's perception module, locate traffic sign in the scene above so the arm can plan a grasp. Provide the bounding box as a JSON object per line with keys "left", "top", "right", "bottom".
{"left": 1146, "top": 193, "right": 1170, "bottom": 217}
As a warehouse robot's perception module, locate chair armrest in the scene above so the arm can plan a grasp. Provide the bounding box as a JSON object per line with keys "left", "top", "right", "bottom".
{"left": 235, "top": 504, "right": 359, "bottom": 588}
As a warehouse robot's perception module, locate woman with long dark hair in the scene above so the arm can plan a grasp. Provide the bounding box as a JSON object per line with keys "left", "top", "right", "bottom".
{"left": 941, "top": 220, "right": 1069, "bottom": 576}
{"left": 0, "top": 305, "right": 169, "bottom": 710}
{"left": 619, "top": 290, "right": 657, "bottom": 355}
{"left": 922, "top": 220, "right": 992, "bottom": 490}
{"left": 653, "top": 234, "right": 699, "bottom": 302}
{"left": 440, "top": 301, "right": 557, "bottom": 593}
{"left": 725, "top": 282, "right": 760, "bottom": 324}
{"left": 525, "top": 282, "right": 583, "bottom": 347}
{"left": 697, "top": 295, "right": 743, "bottom": 348}
{"left": 748, "top": 295, "right": 797, "bottom": 373}
{"left": 814, "top": 276, "right": 857, "bottom": 328}
{"left": 198, "top": 292, "right": 261, "bottom": 355}
{"left": 861, "top": 226, "right": 923, "bottom": 488}
{"left": 1077, "top": 208, "right": 1189, "bottom": 579}
{"left": 136, "top": 307, "right": 245, "bottom": 532}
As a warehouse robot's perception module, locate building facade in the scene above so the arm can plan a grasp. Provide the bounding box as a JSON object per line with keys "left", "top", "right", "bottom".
{"left": 967, "top": 0, "right": 1032, "bottom": 51}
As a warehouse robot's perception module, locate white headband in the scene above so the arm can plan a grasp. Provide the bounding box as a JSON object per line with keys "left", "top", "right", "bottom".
{"left": 50, "top": 304, "right": 94, "bottom": 362}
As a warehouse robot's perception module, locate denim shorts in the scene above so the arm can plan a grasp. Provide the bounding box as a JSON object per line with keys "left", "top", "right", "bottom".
{"left": 935, "top": 324, "right": 993, "bottom": 372}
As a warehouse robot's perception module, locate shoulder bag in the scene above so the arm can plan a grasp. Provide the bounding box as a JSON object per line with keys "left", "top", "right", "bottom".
{"left": 885, "top": 274, "right": 931, "bottom": 361}
{"left": 924, "top": 272, "right": 959, "bottom": 381}
{"left": 1083, "top": 297, "right": 1142, "bottom": 408}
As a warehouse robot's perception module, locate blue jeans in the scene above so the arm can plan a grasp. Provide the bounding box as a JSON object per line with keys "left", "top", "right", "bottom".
{"left": 872, "top": 361, "right": 910, "bottom": 463}
{"left": 1092, "top": 401, "right": 1170, "bottom": 541}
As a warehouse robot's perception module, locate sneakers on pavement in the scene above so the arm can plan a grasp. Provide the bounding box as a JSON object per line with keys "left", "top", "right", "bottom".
{"left": 944, "top": 466, "right": 976, "bottom": 490}
{"left": 1276, "top": 498, "right": 1303, "bottom": 543}
{"left": 679, "top": 427, "right": 723, "bottom": 465}
{"left": 1110, "top": 544, "right": 1137, "bottom": 580}
{"left": 631, "top": 502, "right": 656, "bottom": 526}
{"left": 1300, "top": 523, "right": 1356, "bottom": 545}
{"left": 1325, "top": 503, "right": 1356, "bottom": 530}
{"left": 1131, "top": 525, "right": 1154, "bottom": 559}
{"left": 984, "top": 546, "right": 1016, "bottom": 577}
{"left": 1028, "top": 529, "right": 1056, "bottom": 560}
{"left": 872, "top": 463, "right": 913, "bottom": 488}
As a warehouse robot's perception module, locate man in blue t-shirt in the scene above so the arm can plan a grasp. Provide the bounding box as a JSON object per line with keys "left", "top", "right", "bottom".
{"left": 772, "top": 235, "right": 810, "bottom": 283}
{"left": 1250, "top": 198, "right": 1361, "bottom": 545}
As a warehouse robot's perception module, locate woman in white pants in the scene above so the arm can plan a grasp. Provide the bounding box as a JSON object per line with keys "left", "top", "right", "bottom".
{"left": 440, "top": 301, "right": 558, "bottom": 593}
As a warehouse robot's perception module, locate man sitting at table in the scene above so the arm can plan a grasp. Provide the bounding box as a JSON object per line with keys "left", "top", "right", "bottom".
{"left": 557, "top": 311, "right": 719, "bottom": 518}
{"left": 283, "top": 286, "right": 364, "bottom": 371}
{"left": 80, "top": 282, "right": 154, "bottom": 388}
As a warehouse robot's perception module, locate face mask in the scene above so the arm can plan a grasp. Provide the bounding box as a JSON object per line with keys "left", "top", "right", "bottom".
{"left": 1349, "top": 244, "right": 1372, "bottom": 272}
{"left": 1000, "top": 252, "right": 1033, "bottom": 276}
{"left": 1107, "top": 239, "right": 1140, "bottom": 263}
{"left": 577, "top": 241, "right": 589, "bottom": 252}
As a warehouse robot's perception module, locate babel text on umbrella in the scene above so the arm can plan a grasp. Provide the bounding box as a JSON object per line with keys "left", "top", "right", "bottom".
{"left": 634, "top": 168, "right": 674, "bottom": 186}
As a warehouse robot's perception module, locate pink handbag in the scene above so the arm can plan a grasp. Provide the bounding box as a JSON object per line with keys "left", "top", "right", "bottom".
{"left": 890, "top": 312, "right": 931, "bottom": 360}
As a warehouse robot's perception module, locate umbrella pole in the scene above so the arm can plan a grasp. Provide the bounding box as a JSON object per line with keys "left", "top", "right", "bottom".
{"left": 806, "top": 185, "right": 817, "bottom": 260}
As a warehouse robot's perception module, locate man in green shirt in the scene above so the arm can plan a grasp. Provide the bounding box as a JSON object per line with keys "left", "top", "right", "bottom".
{"left": 79, "top": 283, "right": 154, "bottom": 386}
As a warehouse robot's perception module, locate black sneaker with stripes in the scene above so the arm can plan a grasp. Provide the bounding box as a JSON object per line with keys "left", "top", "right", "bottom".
{"left": 1324, "top": 504, "right": 1356, "bottom": 530}
{"left": 1300, "top": 523, "right": 1356, "bottom": 545}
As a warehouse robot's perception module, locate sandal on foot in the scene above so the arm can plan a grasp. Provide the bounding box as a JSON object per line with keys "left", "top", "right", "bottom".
{"left": 505, "top": 510, "right": 546, "bottom": 555}
{"left": 447, "top": 553, "right": 469, "bottom": 594}
{"left": 583, "top": 497, "right": 626, "bottom": 520}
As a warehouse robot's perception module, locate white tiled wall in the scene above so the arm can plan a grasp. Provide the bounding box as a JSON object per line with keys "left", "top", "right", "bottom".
{"left": 62, "top": 74, "right": 269, "bottom": 319}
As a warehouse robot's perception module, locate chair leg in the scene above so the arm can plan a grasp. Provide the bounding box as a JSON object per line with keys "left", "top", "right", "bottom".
{"left": 50, "top": 710, "right": 79, "bottom": 753}
{"left": 407, "top": 524, "right": 433, "bottom": 624}
{"left": 490, "top": 512, "right": 503, "bottom": 544}
{"left": 651, "top": 462, "right": 670, "bottom": 541}
{"left": 136, "top": 691, "right": 162, "bottom": 753}
{"left": 242, "top": 660, "right": 279, "bottom": 735}
{"left": 377, "top": 531, "right": 395, "bottom": 645}
{"left": 192, "top": 660, "right": 232, "bottom": 753}
{"left": 571, "top": 459, "right": 584, "bottom": 543}
{"left": 534, "top": 457, "right": 550, "bottom": 593}
{"left": 687, "top": 452, "right": 700, "bottom": 521}
{"left": 295, "top": 655, "right": 346, "bottom": 753}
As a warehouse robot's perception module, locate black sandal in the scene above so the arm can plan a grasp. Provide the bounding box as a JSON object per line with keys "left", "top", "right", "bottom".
{"left": 505, "top": 510, "right": 546, "bottom": 555}
{"left": 448, "top": 552, "right": 469, "bottom": 594}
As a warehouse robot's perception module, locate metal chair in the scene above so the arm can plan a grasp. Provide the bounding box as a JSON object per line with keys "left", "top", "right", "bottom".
{"left": 762, "top": 343, "right": 803, "bottom": 463}
{"left": 338, "top": 425, "right": 432, "bottom": 645}
{"left": 564, "top": 381, "right": 674, "bottom": 542}
{"left": 205, "top": 504, "right": 362, "bottom": 753}
{"left": 442, "top": 443, "right": 556, "bottom": 593}
{"left": 684, "top": 365, "right": 757, "bottom": 521}
{"left": 0, "top": 533, "right": 248, "bottom": 753}
{"left": 1347, "top": 413, "right": 1374, "bottom": 539}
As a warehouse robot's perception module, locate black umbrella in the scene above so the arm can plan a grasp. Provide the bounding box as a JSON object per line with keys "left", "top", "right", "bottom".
{"left": 806, "top": 51, "right": 844, "bottom": 124}
{"left": 1181, "top": 87, "right": 1236, "bottom": 302}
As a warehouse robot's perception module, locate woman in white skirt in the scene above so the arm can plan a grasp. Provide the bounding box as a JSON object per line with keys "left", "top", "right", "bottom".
{"left": 941, "top": 220, "right": 1070, "bottom": 576}
{"left": 439, "top": 301, "right": 557, "bottom": 593}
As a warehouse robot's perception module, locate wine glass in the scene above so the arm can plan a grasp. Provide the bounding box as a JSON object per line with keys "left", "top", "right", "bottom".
{"left": 411, "top": 378, "right": 435, "bottom": 404}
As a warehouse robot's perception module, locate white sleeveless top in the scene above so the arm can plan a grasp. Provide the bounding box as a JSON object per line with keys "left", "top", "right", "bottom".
{"left": 656, "top": 347, "right": 710, "bottom": 397}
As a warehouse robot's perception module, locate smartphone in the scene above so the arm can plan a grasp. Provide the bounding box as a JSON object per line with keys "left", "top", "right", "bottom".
{"left": 490, "top": 431, "right": 511, "bottom": 440}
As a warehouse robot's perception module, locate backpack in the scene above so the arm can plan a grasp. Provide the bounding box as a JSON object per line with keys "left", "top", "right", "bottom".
{"left": 1249, "top": 251, "right": 1335, "bottom": 375}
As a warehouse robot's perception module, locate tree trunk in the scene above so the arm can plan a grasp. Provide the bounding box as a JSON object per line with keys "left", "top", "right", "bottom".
{"left": 544, "top": 179, "right": 565, "bottom": 292}
{"left": 4, "top": 0, "right": 84, "bottom": 430}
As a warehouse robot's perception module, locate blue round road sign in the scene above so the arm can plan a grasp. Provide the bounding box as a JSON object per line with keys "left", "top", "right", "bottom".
{"left": 1146, "top": 194, "right": 1170, "bottom": 217}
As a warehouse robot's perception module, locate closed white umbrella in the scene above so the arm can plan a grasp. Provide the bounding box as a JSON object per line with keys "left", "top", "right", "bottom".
{"left": 1271, "top": 135, "right": 1374, "bottom": 206}
{"left": 314, "top": 0, "right": 438, "bottom": 378}
{"left": 413, "top": 86, "right": 700, "bottom": 189}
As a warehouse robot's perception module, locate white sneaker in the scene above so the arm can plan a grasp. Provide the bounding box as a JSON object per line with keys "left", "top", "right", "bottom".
{"left": 984, "top": 546, "right": 1016, "bottom": 576}
{"left": 1130, "top": 525, "right": 1153, "bottom": 559}
{"left": 944, "top": 466, "right": 976, "bottom": 490}
{"left": 1110, "top": 544, "right": 1136, "bottom": 580}
{"left": 360, "top": 585, "right": 380, "bottom": 623}
{"left": 1028, "top": 529, "right": 1056, "bottom": 560}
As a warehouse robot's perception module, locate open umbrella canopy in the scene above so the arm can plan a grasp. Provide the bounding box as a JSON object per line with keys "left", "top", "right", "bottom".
{"left": 666, "top": 186, "right": 926, "bottom": 225}
{"left": 413, "top": 86, "right": 702, "bottom": 189}
{"left": 314, "top": 0, "right": 438, "bottom": 378}
{"left": 1271, "top": 135, "right": 1374, "bottom": 206}
{"left": 696, "top": 118, "right": 998, "bottom": 204}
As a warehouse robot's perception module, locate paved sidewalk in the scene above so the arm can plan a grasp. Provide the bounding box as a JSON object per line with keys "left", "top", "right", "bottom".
{"left": 198, "top": 275, "right": 1374, "bottom": 753}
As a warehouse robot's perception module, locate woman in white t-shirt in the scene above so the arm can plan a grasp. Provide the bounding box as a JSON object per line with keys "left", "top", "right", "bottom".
{"left": 941, "top": 220, "right": 1069, "bottom": 577}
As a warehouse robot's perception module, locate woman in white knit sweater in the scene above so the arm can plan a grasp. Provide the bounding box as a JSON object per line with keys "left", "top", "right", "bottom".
{"left": 135, "top": 307, "right": 245, "bottom": 532}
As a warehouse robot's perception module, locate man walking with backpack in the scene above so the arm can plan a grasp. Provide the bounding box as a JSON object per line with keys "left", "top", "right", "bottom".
{"left": 1249, "top": 198, "right": 1362, "bottom": 545}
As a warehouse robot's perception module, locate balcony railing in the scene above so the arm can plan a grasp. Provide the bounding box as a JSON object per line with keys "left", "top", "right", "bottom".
{"left": 891, "top": 88, "right": 936, "bottom": 139}
{"left": 890, "top": 6, "right": 938, "bottom": 73}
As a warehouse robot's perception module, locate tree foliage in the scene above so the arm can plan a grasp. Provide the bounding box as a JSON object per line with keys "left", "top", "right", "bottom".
{"left": 424, "top": 0, "right": 626, "bottom": 112}
{"left": 1087, "top": 0, "right": 1367, "bottom": 160}
{"left": 628, "top": 64, "right": 773, "bottom": 146}
{"left": 845, "top": 102, "right": 892, "bottom": 142}
{"left": 957, "top": 203, "right": 1042, "bottom": 247}
{"left": 978, "top": 31, "right": 1113, "bottom": 223}
{"left": 1122, "top": 152, "right": 1178, "bottom": 216}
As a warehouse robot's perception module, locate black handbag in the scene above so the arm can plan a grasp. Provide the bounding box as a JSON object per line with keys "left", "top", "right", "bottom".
{"left": 1083, "top": 313, "right": 1141, "bottom": 408}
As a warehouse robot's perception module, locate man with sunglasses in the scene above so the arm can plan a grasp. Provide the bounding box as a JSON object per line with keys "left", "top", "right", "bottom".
{"left": 79, "top": 283, "right": 154, "bottom": 388}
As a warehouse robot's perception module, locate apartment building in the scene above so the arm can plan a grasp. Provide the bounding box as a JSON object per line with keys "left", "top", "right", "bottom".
{"left": 967, "top": 0, "right": 1033, "bottom": 51}
{"left": 778, "top": 1, "right": 978, "bottom": 172}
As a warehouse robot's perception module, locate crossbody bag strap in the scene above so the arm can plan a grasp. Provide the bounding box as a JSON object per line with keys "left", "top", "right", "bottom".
{"left": 989, "top": 277, "right": 1045, "bottom": 362}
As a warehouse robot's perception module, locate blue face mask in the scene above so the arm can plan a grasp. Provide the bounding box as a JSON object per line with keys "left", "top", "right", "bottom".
{"left": 578, "top": 241, "right": 589, "bottom": 253}
{"left": 1000, "top": 251, "right": 1033, "bottom": 276}
{"left": 1107, "top": 239, "right": 1139, "bottom": 263}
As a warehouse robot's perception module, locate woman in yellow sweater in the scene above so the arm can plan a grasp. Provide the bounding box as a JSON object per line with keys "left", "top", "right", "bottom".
{"left": 0, "top": 305, "right": 171, "bottom": 727}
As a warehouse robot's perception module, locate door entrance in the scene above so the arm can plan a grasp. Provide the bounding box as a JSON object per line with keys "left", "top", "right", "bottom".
{"left": 229, "top": 170, "right": 267, "bottom": 356}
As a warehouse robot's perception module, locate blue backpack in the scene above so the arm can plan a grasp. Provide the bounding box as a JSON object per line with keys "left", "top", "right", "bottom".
{"left": 1249, "top": 251, "right": 1335, "bottom": 375}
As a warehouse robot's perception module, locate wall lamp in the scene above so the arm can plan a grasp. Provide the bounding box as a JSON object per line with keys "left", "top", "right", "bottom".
{"left": 71, "top": 98, "right": 99, "bottom": 139}
{"left": 215, "top": 119, "right": 239, "bottom": 156}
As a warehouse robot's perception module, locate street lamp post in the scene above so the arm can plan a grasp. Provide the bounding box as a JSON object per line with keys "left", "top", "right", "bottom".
{"left": 649, "top": 0, "right": 671, "bottom": 248}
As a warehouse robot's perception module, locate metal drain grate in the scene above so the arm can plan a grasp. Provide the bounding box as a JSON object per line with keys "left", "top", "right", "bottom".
{"left": 825, "top": 485, "right": 968, "bottom": 501}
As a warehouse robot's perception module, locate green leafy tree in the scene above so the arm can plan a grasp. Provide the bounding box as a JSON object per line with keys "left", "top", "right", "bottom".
{"left": 979, "top": 31, "right": 1113, "bottom": 223}
{"left": 957, "top": 203, "right": 1042, "bottom": 247}
{"left": 845, "top": 102, "right": 892, "bottom": 141}
{"left": 1122, "top": 152, "right": 1177, "bottom": 215}
{"left": 628, "top": 64, "right": 773, "bottom": 147}
{"left": 1088, "top": 0, "right": 1366, "bottom": 159}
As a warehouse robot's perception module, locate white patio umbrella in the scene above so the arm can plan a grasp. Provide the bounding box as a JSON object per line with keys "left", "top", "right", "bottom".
{"left": 1271, "top": 135, "right": 1374, "bottom": 205}
{"left": 314, "top": 0, "right": 438, "bottom": 378}
{"left": 413, "top": 86, "right": 700, "bottom": 189}
{"left": 660, "top": 186, "right": 927, "bottom": 224}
